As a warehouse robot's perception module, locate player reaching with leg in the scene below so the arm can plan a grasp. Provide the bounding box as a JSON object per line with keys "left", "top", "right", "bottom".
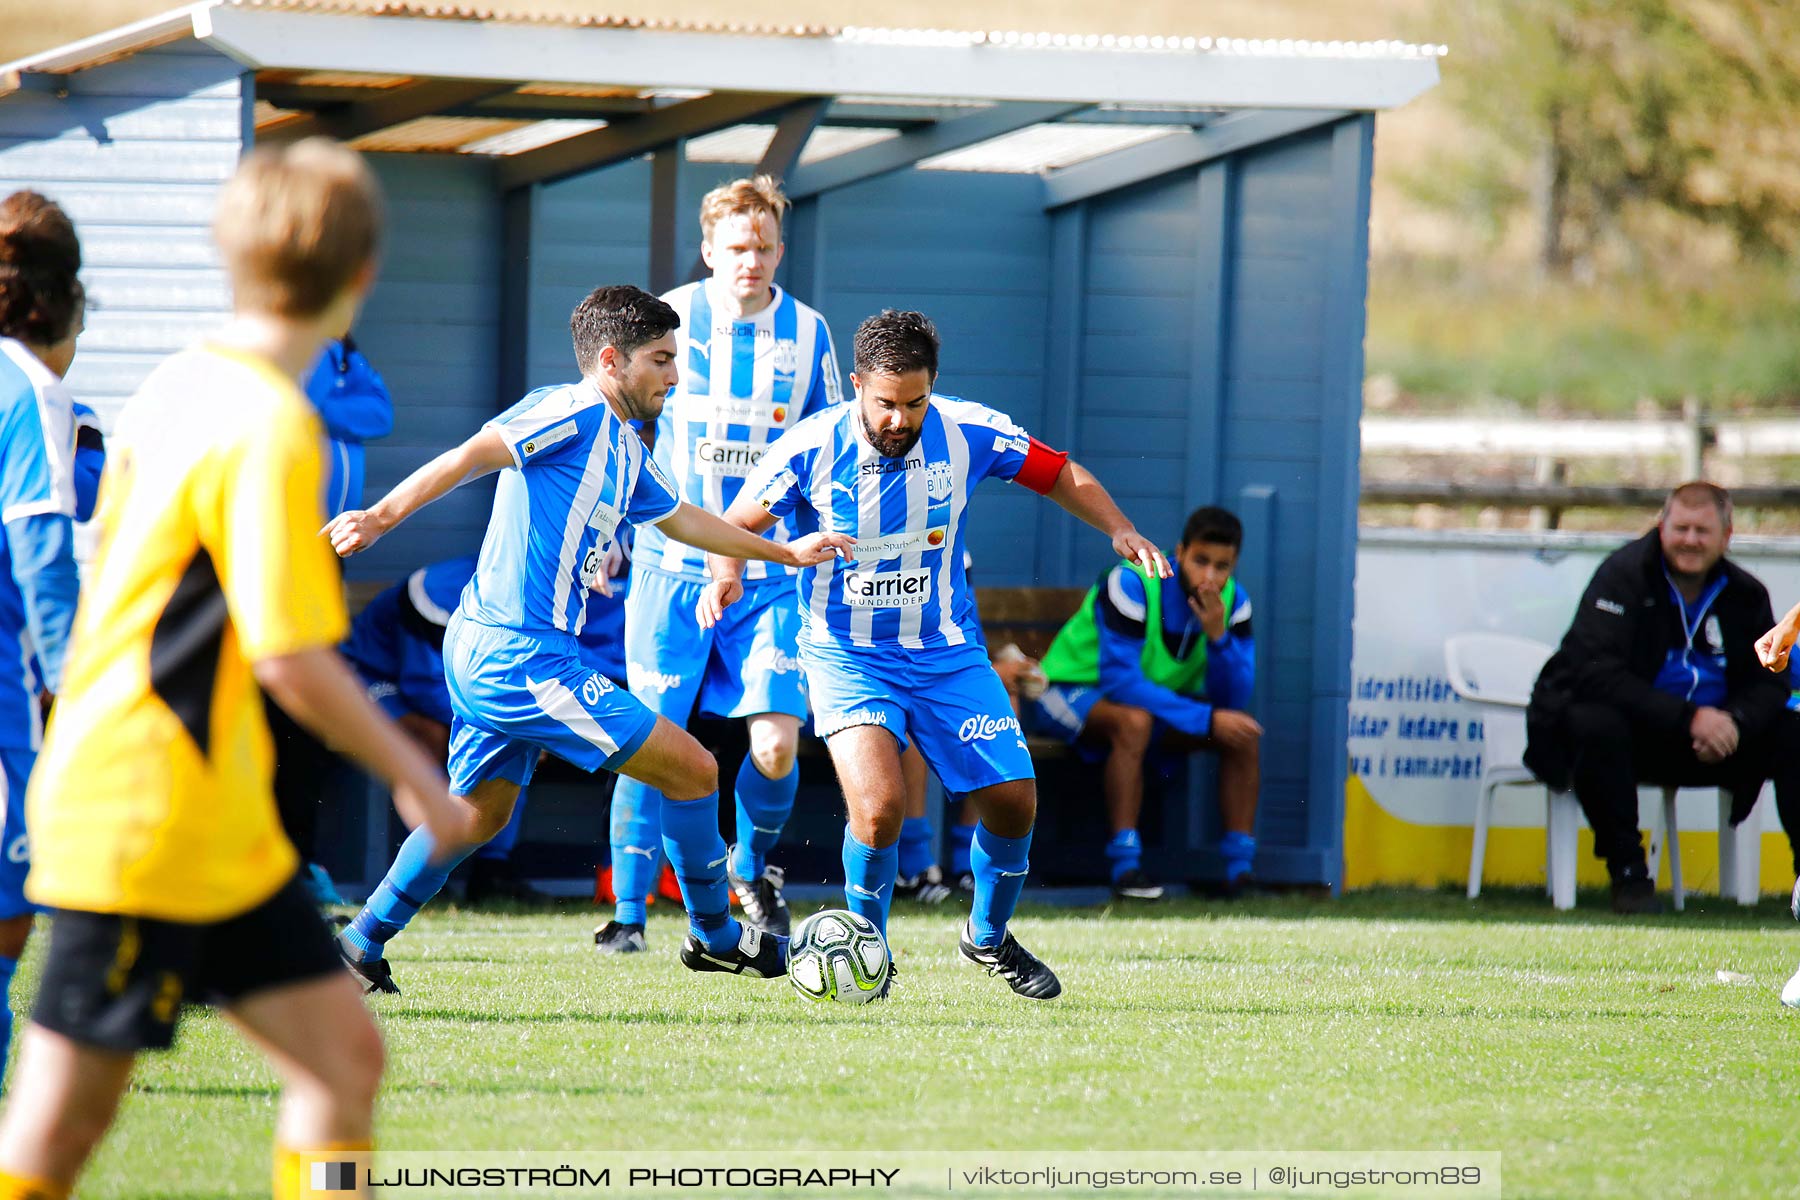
{"left": 326, "top": 285, "right": 851, "bottom": 993}
{"left": 702, "top": 309, "right": 1168, "bottom": 1000}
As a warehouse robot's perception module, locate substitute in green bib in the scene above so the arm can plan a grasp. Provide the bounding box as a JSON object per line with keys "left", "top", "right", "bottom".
{"left": 1033, "top": 506, "right": 1259, "bottom": 900}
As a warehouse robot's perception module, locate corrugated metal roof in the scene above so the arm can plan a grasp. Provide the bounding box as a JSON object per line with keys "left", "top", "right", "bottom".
{"left": 260, "top": 68, "right": 411, "bottom": 87}
{"left": 5, "top": 0, "right": 1448, "bottom": 75}
{"left": 458, "top": 117, "right": 604, "bottom": 154}
{"left": 218, "top": 0, "right": 838, "bottom": 36}
{"left": 348, "top": 113, "right": 528, "bottom": 151}
{"left": 685, "top": 125, "right": 897, "bottom": 166}
{"left": 918, "top": 123, "right": 1187, "bottom": 173}
{"left": 684, "top": 122, "right": 1191, "bottom": 176}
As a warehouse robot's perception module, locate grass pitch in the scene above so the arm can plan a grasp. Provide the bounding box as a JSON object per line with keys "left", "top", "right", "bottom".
{"left": 40, "top": 888, "right": 1800, "bottom": 1199}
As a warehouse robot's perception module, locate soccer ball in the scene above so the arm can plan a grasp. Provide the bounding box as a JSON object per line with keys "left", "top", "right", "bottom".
{"left": 787, "top": 909, "right": 890, "bottom": 1004}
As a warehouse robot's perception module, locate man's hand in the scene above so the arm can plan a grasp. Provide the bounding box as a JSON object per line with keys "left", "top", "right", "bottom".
{"left": 322, "top": 509, "right": 389, "bottom": 558}
{"left": 588, "top": 540, "right": 627, "bottom": 599}
{"left": 1757, "top": 613, "right": 1800, "bottom": 671}
{"left": 1209, "top": 709, "right": 1263, "bottom": 751}
{"left": 1189, "top": 591, "right": 1227, "bottom": 642}
{"left": 1690, "top": 706, "right": 1739, "bottom": 764}
{"left": 991, "top": 651, "right": 1047, "bottom": 703}
{"left": 1112, "top": 529, "right": 1170, "bottom": 579}
{"left": 697, "top": 577, "right": 744, "bottom": 630}
{"left": 780, "top": 531, "right": 856, "bottom": 567}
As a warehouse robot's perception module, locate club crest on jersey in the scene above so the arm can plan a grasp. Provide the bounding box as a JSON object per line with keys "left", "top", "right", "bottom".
{"left": 771, "top": 339, "right": 799, "bottom": 376}
{"left": 925, "top": 460, "right": 955, "bottom": 501}
{"left": 521, "top": 419, "right": 578, "bottom": 458}
{"left": 756, "top": 466, "right": 798, "bottom": 509}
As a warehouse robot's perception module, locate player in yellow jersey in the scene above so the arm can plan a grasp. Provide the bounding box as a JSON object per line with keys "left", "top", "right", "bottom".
{"left": 0, "top": 140, "right": 464, "bottom": 1200}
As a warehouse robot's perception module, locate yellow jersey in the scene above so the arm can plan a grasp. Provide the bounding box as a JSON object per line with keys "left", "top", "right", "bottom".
{"left": 27, "top": 344, "right": 347, "bottom": 921}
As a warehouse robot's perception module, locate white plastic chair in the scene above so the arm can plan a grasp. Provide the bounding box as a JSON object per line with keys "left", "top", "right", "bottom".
{"left": 1648, "top": 784, "right": 1765, "bottom": 910}
{"left": 1717, "top": 785, "right": 1766, "bottom": 906}
{"left": 1443, "top": 633, "right": 1557, "bottom": 902}
{"left": 1446, "top": 632, "right": 1765, "bottom": 910}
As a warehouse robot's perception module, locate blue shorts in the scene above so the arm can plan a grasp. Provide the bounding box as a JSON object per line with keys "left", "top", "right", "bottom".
{"left": 345, "top": 590, "right": 455, "bottom": 727}
{"left": 355, "top": 661, "right": 455, "bottom": 728}
{"left": 625, "top": 568, "right": 808, "bottom": 723}
{"left": 444, "top": 615, "right": 658, "bottom": 796}
{"left": 1030, "top": 683, "right": 1101, "bottom": 742}
{"left": 802, "top": 639, "right": 1033, "bottom": 795}
{"left": 0, "top": 746, "right": 35, "bottom": 920}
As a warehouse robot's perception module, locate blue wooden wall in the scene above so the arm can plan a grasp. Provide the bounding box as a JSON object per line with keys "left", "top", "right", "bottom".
{"left": 350, "top": 120, "right": 1371, "bottom": 887}
{"left": 1049, "top": 117, "right": 1373, "bottom": 888}
{"left": 0, "top": 51, "right": 1371, "bottom": 887}
{"left": 521, "top": 159, "right": 1056, "bottom": 583}
{"left": 351, "top": 155, "right": 504, "bottom": 581}
{"left": 707, "top": 126, "right": 1367, "bottom": 887}
{"left": 0, "top": 41, "right": 247, "bottom": 425}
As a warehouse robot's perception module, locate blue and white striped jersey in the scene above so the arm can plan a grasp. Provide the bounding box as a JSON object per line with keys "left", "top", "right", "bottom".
{"left": 0, "top": 338, "right": 79, "bottom": 750}
{"left": 743, "top": 396, "right": 1034, "bottom": 654}
{"left": 458, "top": 380, "right": 678, "bottom": 637}
{"left": 635, "top": 280, "right": 842, "bottom": 583}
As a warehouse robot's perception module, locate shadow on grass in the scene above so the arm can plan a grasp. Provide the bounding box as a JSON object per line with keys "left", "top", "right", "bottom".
{"left": 1002, "top": 884, "right": 1799, "bottom": 931}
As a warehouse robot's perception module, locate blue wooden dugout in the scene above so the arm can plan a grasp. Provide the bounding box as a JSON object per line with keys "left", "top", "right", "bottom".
{"left": 0, "top": 5, "right": 1438, "bottom": 891}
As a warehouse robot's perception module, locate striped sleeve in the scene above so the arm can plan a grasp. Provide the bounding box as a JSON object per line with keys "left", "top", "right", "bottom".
{"left": 1095, "top": 564, "right": 1148, "bottom": 638}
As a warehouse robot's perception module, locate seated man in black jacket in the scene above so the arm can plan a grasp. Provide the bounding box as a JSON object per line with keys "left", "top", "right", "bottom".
{"left": 1525, "top": 482, "right": 1800, "bottom": 914}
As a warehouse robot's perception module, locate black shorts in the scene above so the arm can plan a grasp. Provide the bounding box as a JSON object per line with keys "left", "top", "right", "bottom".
{"left": 30, "top": 872, "right": 343, "bottom": 1053}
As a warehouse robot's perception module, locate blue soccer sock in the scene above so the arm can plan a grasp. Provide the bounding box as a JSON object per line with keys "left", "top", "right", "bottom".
{"left": 1220, "top": 831, "right": 1257, "bottom": 883}
{"left": 344, "top": 824, "right": 481, "bottom": 961}
{"left": 948, "top": 818, "right": 975, "bottom": 876}
{"left": 476, "top": 787, "right": 529, "bottom": 861}
{"left": 841, "top": 831, "right": 899, "bottom": 936}
{"left": 0, "top": 953, "right": 16, "bottom": 1086}
{"left": 897, "top": 817, "right": 934, "bottom": 880}
{"left": 1105, "top": 828, "right": 1144, "bottom": 883}
{"left": 610, "top": 777, "right": 663, "bottom": 928}
{"left": 729, "top": 755, "right": 796, "bottom": 882}
{"left": 969, "top": 823, "right": 1032, "bottom": 949}
{"left": 660, "top": 793, "right": 739, "bottom": 953}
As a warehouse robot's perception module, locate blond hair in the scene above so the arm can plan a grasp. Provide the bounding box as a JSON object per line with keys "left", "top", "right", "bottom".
{"left": 213, "top": 138, "right": 383, "bottom": 319}
{"left": 698, "top": 174, "right": 789, "bottom": 241}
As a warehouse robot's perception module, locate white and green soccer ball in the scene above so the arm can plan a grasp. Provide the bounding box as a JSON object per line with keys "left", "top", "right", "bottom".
{"left": 787, "top": 909, "right": 890, "bottom": 1004}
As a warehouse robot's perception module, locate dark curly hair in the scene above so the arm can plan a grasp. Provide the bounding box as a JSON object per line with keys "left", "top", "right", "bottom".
{"left": 0, "top": 191, "right": 82, "bottom": 346}
{"left": 570, "top": 285, "right": 681, "bottom": 374}
{"left": 852, "top": 309, "right": 938, "bottom": 378}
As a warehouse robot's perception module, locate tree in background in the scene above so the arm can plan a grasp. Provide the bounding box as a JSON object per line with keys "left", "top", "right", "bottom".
{"left": 1429, "top": 0, "right": 1800, "bottom": 278}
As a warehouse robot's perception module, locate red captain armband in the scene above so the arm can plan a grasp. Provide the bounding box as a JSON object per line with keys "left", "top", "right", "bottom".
{"left": 1011, "top": 436, "right": 1068, "bottom": 495}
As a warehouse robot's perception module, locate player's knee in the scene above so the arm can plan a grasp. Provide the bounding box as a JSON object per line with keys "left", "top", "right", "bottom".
{"left": 853, "top": 803, "right": 905, "bottom": 848}
{"left": 0, "top": 914, "right": 32, "bottom": 960}
{"left": 665, "top": 748, "right": 719, "bottom": 802}
{"left": 748, "top": 732, "right": 796, "bottom": 780}
{"left": 977, "top": 781, "right": 1037, "bottom": 838}
{"left": 48, "top": 1104, "right": 116, "bottom": 1172}
{"left": 467, "top": 797, "right": 517, "bottom": 844}
{"left": 321, "top": 1017, "right": 385, "bottom": 1111}
{"left": 1110, "top": 707, "right": 1155, "bottom": 754}
{"left": 747, "top": 714, "right": 799, "bottom": 779}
